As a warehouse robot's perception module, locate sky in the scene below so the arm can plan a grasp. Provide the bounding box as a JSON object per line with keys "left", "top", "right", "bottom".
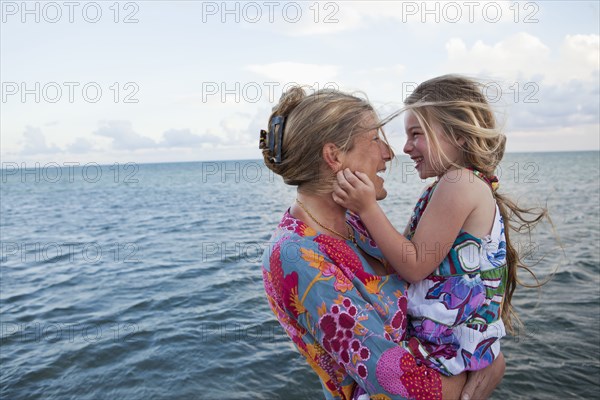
{"left": 1, "top": 0, "right": 599, "bottom": 165}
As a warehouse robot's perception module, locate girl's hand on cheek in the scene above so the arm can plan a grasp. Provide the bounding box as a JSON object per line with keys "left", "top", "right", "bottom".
{"left": 332, "top": 169, "right": 377, "bottom": 215}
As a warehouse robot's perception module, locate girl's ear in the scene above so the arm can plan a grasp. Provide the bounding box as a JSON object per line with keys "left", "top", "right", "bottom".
{"left": 457, "top": 136, "right": 466, "bottom": 147}
{"left": 322, "top": 143, "right": 343, "bottom": 172}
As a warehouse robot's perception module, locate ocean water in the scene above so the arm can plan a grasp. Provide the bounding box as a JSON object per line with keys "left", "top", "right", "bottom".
{"left": 1, "top": 152, "right": 599, "bottom": 399}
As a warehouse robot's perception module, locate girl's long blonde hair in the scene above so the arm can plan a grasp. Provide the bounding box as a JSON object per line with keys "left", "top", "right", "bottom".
{"left": 404, "top": 74, "right": 549, "bottom": 334}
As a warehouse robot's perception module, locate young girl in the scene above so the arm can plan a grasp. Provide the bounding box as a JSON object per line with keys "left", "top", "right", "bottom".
{"left": 333, "top": 75, "right": 545, "bottom": 376}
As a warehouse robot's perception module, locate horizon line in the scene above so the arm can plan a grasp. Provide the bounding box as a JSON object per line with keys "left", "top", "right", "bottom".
{"left": 1, "top": 149, "right": 598, "bottom": 170}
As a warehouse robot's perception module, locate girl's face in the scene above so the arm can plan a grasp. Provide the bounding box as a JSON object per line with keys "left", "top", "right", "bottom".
{"left": 403, "top": 110, "right": 464, "bottom": 179}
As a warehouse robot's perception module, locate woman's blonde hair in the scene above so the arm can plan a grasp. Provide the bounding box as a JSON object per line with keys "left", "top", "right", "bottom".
{"left": 404, "top": 74, "right": 549, "bottom": 334}
{"left": 262, "top": 86, "right": 390, "bottom": 195}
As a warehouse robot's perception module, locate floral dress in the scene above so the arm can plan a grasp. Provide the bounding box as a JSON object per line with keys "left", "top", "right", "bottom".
{"left": 405, "top": 178, "right": 507, "bottom": 376}
{"left": 262, "top": 210, "right": 443, "bottom": 400}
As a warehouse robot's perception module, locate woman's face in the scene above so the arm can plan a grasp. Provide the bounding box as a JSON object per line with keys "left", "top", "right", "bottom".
{"left": 342, "top": 114, "right": 392, "bottom": 200}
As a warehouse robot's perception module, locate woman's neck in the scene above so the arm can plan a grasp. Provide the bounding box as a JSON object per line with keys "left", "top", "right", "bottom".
{"left": 292, "top": 192, "right": 348, "bottom": 238}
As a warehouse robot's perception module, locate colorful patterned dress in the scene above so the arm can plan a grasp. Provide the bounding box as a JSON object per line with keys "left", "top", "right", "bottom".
{"left": 405, "top": 177, "right": 507, "bottom": 376}
{"left": 262, "top": 210, "right": 443, "bottom": 400}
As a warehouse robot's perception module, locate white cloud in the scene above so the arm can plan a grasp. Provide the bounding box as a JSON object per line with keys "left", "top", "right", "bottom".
{"left": 270, "top": 1, "right": 525, "bottom": 37}
{"left": 505, "top": 78, "right": 600, "bottom": 130}
{"left": 555, "top": 34, "right": 600, "bottom": 84}
{"left": 245, "top": 62, "right": 339, "bottom": 85}
{"left": 2, "top": 2, "right": 597, "bottom": 164}
{"left": 438, "top": 33, "right": 600, "bottom": 134}
{"left": 372, "top": 65, "right": 406, "bottom": 76}
{"left": 190, "top": 108, "right": 273, "bottom": 149}
{"left": 340, "top": 65, "right": 409, "bottom": 105}
{"left": 505, "top": 123, "right": 600, "bottom": 152}
{"left": 444, "top": 33, "right": 599, "bottom": 84}
{"left": 93, "top": 123, "right": 226, "bottom": 151}
{"left": 358, "top": 0, "right": 527, "bottom": 24}
{"left": 446, "top": 33, "right": 551, "bottom": 80}
{"left": 249, "top": 2, "right": 363, "bottom": 37}
{"left": 67, "top": 138, "right": 95, "bottom": 154}
{"left": 160, "top": 129, "right": 221, "bottom": 147}
{"left": 93, "top": 121, "right": 156, "bottom": 150}
{"left": 218, "top": 112, "right": 256, "bottom": 145}
{"left": 20, "top": 126, "right": 61, "bottom": 155}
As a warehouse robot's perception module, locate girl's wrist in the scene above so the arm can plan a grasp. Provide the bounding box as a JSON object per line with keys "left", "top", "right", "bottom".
{"left": 357, "top": 201, "right": 380, "bottom": 219}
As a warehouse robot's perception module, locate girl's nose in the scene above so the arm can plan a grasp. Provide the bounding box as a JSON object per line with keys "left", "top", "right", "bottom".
{"left": 403, "top": 138, "right": 413, "bottom": 154}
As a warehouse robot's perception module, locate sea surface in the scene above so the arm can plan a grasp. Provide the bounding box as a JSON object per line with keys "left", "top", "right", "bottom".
{"left": 1, "top": 152, "right": 599, "bottom": 399}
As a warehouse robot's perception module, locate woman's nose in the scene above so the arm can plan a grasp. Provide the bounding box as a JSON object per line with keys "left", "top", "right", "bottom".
{"left": 380, "top": 141, "right": 392, "bottom": 161}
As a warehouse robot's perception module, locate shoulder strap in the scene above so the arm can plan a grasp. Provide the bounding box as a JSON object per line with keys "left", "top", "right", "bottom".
{"left": 467, "top": 167, "right": 500, "bottom": 192}
{"left": 407, "top": 180, "right": 439, "bottom": 239}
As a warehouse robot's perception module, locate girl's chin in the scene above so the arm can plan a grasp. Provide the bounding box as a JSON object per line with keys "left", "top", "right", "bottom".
{"left": 417, "top": 169, "right": 437, "bottom": 180}
{"left": 415, "top": 166, "right": 427, "bottom": 178}
{"left": 415, "top": 162, "right": 444, "bottom": 179}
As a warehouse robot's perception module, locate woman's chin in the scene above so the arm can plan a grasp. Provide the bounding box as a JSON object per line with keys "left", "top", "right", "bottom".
{"left": 375, "top": 187, "right": 388, "bottom": 200}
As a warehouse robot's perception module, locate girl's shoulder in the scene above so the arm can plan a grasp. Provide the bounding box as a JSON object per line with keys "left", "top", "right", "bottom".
{"left": 436, "top": 168, "right": 495, "bottom": 198}
{"left": 426, "top": 169, "right": 495, "bottom": 219}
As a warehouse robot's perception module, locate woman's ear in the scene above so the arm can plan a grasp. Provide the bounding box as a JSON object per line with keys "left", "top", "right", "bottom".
{"left": 322, "top": 143, "right": 343, "bottom": 172}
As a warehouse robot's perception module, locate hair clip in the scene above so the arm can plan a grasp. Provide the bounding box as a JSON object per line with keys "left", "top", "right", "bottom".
{"left": 268, "top": 115, "right": 285, "bottom": 164}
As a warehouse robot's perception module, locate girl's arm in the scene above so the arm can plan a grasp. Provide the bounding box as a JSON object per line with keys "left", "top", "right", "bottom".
{"left": 333, "top": 168, "right": 478, "bottom": 283}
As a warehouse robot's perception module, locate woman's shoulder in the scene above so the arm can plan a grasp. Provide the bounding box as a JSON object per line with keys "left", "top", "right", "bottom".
{"left": 267, "top": 209, "right": 321, "bottom": 250}
{"left": 266, "top": 209, "right": 355, "bottom": 269}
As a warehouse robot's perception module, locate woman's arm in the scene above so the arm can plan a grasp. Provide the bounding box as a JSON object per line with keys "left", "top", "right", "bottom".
{"left": 269, "top": 238, "right": 470, "bottom": 399}
{"left": 461, "top": 353, "right": 505, "bottom": 400}
{"left": 438, "top": 353, "right": 505, "bottom": 400}
{"left": 441, "top": 373, "right": 467, "bottom": 399}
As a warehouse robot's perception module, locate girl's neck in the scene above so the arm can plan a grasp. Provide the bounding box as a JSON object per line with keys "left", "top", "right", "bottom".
{"left": 437, "top": 162, "right": 467, "bottom": 179}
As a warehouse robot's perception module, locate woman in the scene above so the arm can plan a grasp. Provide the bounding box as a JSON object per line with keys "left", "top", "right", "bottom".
{"left": 260, "top": 86, "right": 504, "bottom": 399}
